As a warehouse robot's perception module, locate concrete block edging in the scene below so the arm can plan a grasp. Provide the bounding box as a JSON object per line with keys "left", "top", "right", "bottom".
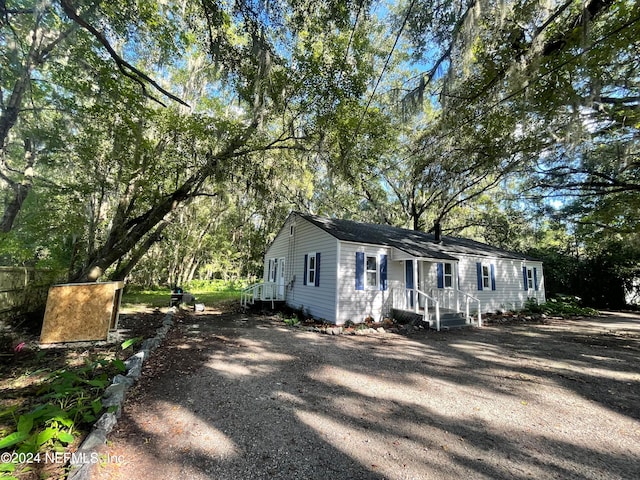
{"left": 67, "top": 308, "right": 176, "bottom": 480}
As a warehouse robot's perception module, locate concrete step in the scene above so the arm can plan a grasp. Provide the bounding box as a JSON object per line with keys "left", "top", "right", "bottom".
{"left": 427, "top": 312, "right": 471, "bottom": 330}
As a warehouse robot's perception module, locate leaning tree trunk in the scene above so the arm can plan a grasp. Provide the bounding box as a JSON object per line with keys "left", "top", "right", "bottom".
{"left": 70, "top": 174, "right": 202, "bottom": 282}
{"left": 109, "top": 220, "right": 170, "bottom": 281}
{"left": 68, "top": 114, "right": 257, "bottom": 283}
{"left": 0, "top": 140, "right": 35, "bottom": 232}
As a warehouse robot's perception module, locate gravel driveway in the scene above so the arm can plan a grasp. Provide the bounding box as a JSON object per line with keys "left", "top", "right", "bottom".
{"left": 91, "top": 309, "right": 640, "bottom": 480}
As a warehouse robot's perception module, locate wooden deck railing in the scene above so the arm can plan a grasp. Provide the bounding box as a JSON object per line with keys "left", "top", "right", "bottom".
{"left": 240, "top": 282, "right": 283, "bottom": 309}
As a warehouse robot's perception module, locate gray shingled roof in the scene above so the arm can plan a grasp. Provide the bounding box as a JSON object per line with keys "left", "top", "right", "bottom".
{"left": 298, "top": 212, "right": 539, "bottom": 261}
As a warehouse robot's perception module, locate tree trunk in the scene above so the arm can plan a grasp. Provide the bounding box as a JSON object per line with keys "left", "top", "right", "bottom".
{"left": 0, "top": 140, "right": 35, "bottom": 232}
{"left": 0, "top": 16, "right": 75, "bottom": 232}
{"left": 0, "top": 65, "right": 32, "bottom": 151}
{"left": 69, "top": 173, "right": 202, "bottom": 282}
{"left": 0, "top": 53, "right": 36, "bottom": 233}
{"left": 68, "top": 118, "right": 257, "bottom": 283}
{"left": 187, "top": 259, "right": 200, "bottom": 283}
{"left": 109, "top": 220, "right": 170, "bottom": 281}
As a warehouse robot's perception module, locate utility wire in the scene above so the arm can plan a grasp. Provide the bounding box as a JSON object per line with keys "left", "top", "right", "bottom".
{"left": 411, "top": 13, "right": 640, "bottom": 159}
{"left": 352, "top": 0, "right": 417, "bottom": 142}
{"left": 350, "top": 12, "right": 640, "bottom": 198}
{"left": 336, "top": 0, "right": 365, "bottom": 87}
{"left": 356, "top": 13, "right": 639, "bottom": 172}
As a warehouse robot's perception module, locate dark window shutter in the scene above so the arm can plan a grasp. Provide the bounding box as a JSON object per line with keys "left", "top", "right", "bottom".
{"left": 355, "top": 252, "right": 364, "bottom": 290}
{"left": 315, "top": 253, "right": 321, "bottom": 287}
{"left": 476, "top": 262, "right": 483, "bottom": 291}
{"left": 405, "top": 260, "right": 414, "bottom": 289}
{"left": 379, "top": 254, "right": 388, "bottom": 291}
{"left": 405, "top": 260, "right": 414, "bottom": 307}
{"left": 533, "top": 267, "right": 538, "bottom": 291}
{"left": 437, "top": 263, "right": 444, "bottom": 289}
{"left": 490, "top": 264, "right": 496, "bottom": 291}
{"left": 523, "top": 266, "right": 528, "bottom": 291}
{"left": 303, "top": 254, "right": 308, "bottom": 285}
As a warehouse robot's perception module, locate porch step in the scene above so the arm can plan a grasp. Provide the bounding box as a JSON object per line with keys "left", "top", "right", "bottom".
{"left": 428, "top": 309, "right": 468, "bottom": 329}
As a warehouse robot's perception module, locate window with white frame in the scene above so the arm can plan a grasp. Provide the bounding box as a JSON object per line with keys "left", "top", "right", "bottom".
{"left": 444, "top": 263, "right": 453, "bottom": 288}
{"left": 366, "top": 255, "right": 378, "bottom": 288}
{"left": 482, "top": 265, "right": 490, "bottom": 289}
{"left": 307, "top": 253, "right": 316, "bottom": 285}
{"left": 268, "top": 259, "right": 277, "bottom": 282}
{"left": 527, "top": 267, "right": 534, "bottom": 289}
{"left": 307, "top": 252, "right": 316, "bottom": 285}
{"left": 304, "top": 252, "right": 322, "bottom": 287}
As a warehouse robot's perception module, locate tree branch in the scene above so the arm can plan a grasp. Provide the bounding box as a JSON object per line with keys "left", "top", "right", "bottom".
{"left": 58, "top": 0, "right": 190, "bottom": 108}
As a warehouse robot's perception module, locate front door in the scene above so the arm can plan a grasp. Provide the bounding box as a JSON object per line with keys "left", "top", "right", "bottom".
{"left": 277, "top": 257, "right": 286, "bottom": 298}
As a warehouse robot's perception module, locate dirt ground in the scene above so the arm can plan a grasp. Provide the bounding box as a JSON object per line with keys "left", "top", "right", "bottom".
{"left": 0, "top": 310, "right": 167, "bottom": 480}
{"left": 90, "top": 308, "right": 640, "bottom": 480}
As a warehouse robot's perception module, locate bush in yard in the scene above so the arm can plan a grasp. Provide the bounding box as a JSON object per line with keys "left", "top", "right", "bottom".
{"left": 525, "top": 295, "right": 599, "bottom": 317}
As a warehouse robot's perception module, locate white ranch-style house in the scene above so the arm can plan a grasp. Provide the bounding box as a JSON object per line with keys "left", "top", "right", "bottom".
{"left": 241, "top": 212, "right": 545, "bottom": 330}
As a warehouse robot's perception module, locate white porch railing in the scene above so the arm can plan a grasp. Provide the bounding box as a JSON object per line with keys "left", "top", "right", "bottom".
{"left": 391, "top": 287, "right": 441, "bottom": 331}
{"left": 392, "top": 286, "right": 482, "bottom": 330}
{"left": 240, "top": 282, "right": 283, "bottom": 309}
{"left": 417, "top": 289, "right": 441, "bottom": 332}
{"left": 431, "top": 288, "right": 457, "bottom": 311}
{"left": 458, "top": 290, "right": 482, "bottom": 327}
{"left": 430, "top": 288, "right": 482, "bottom": 327}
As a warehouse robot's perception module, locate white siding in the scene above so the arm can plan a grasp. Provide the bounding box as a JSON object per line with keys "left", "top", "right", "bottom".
{"left": 265, "top": 215, "right": 546, "bottom": 320}
{"left": 394, "top": 256, "right": 546, "bottom": 314}
{"left": 263, "top": 217, "right": 291, "bottom": 283}
{"left": 264, "top": 215, "right": 337, "bottom": 321}
{"left": 336, "top": 242, "right": 394, "bottom": 325}
{"left": 456, "top": 256, "right": 546, "bottom": 313}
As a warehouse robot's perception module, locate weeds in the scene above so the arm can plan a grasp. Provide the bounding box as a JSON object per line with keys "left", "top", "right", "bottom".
{"left": 0, "top": 358, "right": 125, "bottom": 476}
{"left": 524, "top": 295, "right": 599, "bottom": 317}
{"left": 120, "top": 336, "right": 142, "bottom": 352}
{"left": 283, "top": 316, "right": 300, "bottom": 327}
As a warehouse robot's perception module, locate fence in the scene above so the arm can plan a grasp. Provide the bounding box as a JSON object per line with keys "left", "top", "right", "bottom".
{"left": 0, "top": 267, "right": 63, "bottom": 322}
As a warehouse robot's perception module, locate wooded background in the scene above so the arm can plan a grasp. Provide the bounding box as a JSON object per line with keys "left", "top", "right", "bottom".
{"left": 1, "top": 0, "right": 638, "bottom": 309}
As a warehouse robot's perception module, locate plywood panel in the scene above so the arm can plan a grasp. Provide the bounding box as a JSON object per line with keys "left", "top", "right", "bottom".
{"left": 40, "top": 281, "right": 124, "bottom": 343}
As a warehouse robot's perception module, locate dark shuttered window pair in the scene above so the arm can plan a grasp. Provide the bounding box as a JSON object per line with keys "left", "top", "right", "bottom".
{"left": 523, "top": 266, "right": 539, "bottom": 291}
{"left": 303, "top": 253, "right": 321, "bottom": 286}
{"left": 436, "top": 263, "right": 454, "bottom": 289}
{"left": 476, "top": 262, "right": 496, "bottom": 291}
{"left": 355, "top": 252, "right": 387, "bottom": 291}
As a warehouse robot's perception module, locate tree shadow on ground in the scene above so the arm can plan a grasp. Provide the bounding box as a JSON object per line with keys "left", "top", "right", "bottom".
{"left": 91, "top": 310, "right": 640, "bottom": 480}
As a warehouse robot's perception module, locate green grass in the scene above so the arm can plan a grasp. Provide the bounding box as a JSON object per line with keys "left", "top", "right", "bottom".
{"left": 121, "top": 280, "right": 243, "bottom": 310}
{"left": 121, "top": 289, "right": 169, "bottom": 309}
{"left": 186, "top": 288, "right": 241, "bottom": 304}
